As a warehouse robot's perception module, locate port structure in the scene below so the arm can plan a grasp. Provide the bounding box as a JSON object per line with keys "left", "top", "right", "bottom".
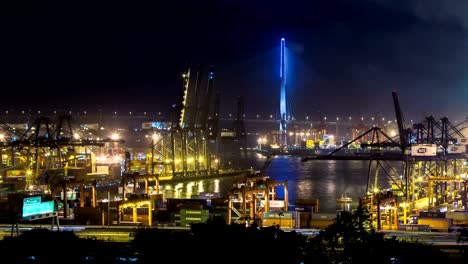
{"left": 140, "top": 64, "right": 223, "bottom": 182}
{"left": 132, "top": 64, "right": 247, "bottom": 186}
{"left": 227, "top": 174, "right": 288, "bottom": 226}
{"left": 120, "top": 64, "right": 217, "bottom": 207}
{"left": 0, "top": 113, "right": 125, "bottom": 184}
{"left": 226, "top": 153, "right": 289, "bottom": 226}
{"left": 0, "top": 63, "right": 247, "bottom": 225}
{"left": 0, "top": 113, "right": 126, "bottom": 218}
{"left": 305, "top": 91, "right": 468, "bottom": 229}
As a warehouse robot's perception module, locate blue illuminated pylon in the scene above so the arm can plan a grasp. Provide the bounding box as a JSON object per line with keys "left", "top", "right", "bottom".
{"left": 279, "top": 38, "right": 287, "bottom": 145}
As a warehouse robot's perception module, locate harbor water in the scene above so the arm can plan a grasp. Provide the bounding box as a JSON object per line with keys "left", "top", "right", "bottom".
{"left": 159, "top": 150, "right": 396, "bottom": 214}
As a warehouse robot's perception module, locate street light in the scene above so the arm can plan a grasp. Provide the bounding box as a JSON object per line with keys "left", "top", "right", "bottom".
{"left": 151, "top": 133, "right": 159, "bottom": 175}
{"left": 336, "top": 117, "right": 339, "bottom": 141}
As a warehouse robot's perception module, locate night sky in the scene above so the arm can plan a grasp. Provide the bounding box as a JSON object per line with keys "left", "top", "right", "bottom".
{"left": 1, "top": 0, "right": 467, "bottom": 122}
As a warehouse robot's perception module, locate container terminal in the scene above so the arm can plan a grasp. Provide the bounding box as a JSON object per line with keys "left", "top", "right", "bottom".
{"left": 0, "top": 39, "right": 467, "bottom": 233}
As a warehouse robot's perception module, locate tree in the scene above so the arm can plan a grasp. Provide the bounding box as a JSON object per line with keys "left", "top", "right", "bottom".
{"left": 303, "top": 205, "right": 448, "bottom": 264}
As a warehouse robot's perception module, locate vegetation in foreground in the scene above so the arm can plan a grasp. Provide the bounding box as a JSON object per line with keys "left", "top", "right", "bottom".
{"left": 0, "top": 206, "right": 465, "bottom": 263}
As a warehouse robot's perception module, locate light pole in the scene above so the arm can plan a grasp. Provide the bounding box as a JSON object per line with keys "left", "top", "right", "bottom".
{"left": 146, "top": 133, "right": 160, "bottom": 196}
{"left": 336, "top": 117, "right": 339, "bottom": 143}
{"left": 151, "top": 133, "right": 159, "bottom": 175}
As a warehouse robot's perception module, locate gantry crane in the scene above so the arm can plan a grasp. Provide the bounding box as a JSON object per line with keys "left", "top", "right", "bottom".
{"left": 227, "top": 175, "right": 288, "bottom": 226}
{"left": 0, "top": 114, "right": 126, "bottom": 218}
{"left": 148, "top": 63, "right": 220, "bottom": 180}
{"left": 303, "top": 91, "right": 466, "bottom": 229}
{"left": 361, "top": 91, "right": 467, "bottom": 228}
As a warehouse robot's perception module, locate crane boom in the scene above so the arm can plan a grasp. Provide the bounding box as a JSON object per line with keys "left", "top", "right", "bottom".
{"left": 392, "top": 90, "right": 409, "bottom": 152}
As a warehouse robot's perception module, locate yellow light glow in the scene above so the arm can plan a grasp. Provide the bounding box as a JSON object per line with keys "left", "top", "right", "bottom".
{"left": 111, "top": 133, "right": 119, "bottom": 140}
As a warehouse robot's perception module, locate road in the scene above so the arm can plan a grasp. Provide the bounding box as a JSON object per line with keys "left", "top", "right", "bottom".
{"left": 1, "top": 225, "right": 465, "bottom": 262}
{"left": 0, "top": 224, "right": 189, "bottom": 242}
{"left": 0, "top": 224, "right": 466, "bottom": 246}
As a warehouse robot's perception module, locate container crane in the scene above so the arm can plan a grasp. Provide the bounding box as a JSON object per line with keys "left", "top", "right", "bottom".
{"left": 392, "top": 90, "right": 412, "bottom": 153}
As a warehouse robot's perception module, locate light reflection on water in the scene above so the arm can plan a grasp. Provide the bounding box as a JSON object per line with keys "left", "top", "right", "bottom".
{"left": 161, "top": 178, "right": 233, "bottom": 200}
{"left": 160, "top": 152, "right": 396, "bottom": 214}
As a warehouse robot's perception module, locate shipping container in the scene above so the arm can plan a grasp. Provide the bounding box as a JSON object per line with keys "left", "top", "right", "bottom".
{"left": 446, "top": 211, "right": 468, "bottom": 226}
{"left": 418, "top": 218, "right": 453, "bottom": 231}
{"left": 447, "top": 145, "right": 466, "bottom": 154}
{"left": 263, "top": 211, "right": 294, "bottom": 219}
{"left": 262, "top": 218, "right": 294, "bottom": 228}
{"left": 411, "top": 144, "right": 437, "bottom": 156}
{"left": 459, "top": 137, "right": 467, "bottom": 145}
